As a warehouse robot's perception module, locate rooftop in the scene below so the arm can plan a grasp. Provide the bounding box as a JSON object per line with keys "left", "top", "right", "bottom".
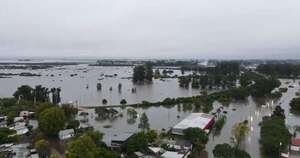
{"left": 161, "top": 151, "right": 185, "bottom": 158}
{"left": 173, "top": 113, "right": 214, "bottom": 130}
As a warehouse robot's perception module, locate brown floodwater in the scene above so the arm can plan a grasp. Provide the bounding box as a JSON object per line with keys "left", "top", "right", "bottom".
{"left": 1, "top": 64, "right": 300, "bottom": 157}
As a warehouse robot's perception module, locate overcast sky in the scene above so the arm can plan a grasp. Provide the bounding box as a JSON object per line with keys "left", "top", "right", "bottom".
{"left": 0, "top": 0, "right": 300, "bottom": 59}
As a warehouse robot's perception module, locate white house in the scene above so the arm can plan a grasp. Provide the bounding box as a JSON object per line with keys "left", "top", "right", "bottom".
{"left": 58, "top": 129, "right": 75, "bottom": 140}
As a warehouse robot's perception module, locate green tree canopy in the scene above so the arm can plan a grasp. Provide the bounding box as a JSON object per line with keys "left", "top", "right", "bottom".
{"left": 35, "top": 139, "right": 50, "bottom": 158}
{"left": 183, "top": 128, "right": 209, "bottom": 152}
{"left": 138, "top": 112, "right": 150, "bottom": 131}
{"left": 213, "top": 143, "right": 251, "bottom": 158}
{"left": 66, "top": 135, "right": 99, "bottom": 158}
{"left": 290, "top": 97, "right": 300, "bottom": 112}
{"left": 38, "top": 107, "right": 66, "bottom": 136}
{"left": 231, "top": 121, "right": 250, "bottom": 148}
{"left": 13, "top": 85, "right": 34, "bottom": 101}
{"left": 260, "top": 116, "right": 290, "bottom": 157}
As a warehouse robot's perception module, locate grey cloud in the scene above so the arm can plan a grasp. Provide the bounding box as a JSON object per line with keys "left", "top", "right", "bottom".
{"left": 0, "top": 0, "right": 300, "bottom": 59}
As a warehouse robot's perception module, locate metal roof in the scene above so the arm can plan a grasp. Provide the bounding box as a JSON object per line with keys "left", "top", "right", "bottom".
{"left": 173, "top": 113, "right": 214, "bottom": 130}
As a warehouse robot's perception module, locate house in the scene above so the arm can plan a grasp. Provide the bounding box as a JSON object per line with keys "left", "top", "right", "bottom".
{"left": 107, "top": 132, "right": 134, "bottom": 148}
{"left": 161, "top": 151, "right": 190, "bottom": 158}
{"left": 10, "top": 124, "right": 29, "bottom": 136}
{"left": 133, "top": 152, "right": 156, "bottom": 158}
{"left": 19, "top": 111, "right": 34, "bottom": 119}
{"left": 172, "top": 113, "right": 215, "bottom": 135}
{"left": 13, "top": 117, "right": 24, "bottom": 123}
{"left": 58, "top": 129, "right": 75, "bottom": 140}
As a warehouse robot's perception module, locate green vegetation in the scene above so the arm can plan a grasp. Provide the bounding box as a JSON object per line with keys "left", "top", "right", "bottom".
{"left": 260, "top": 106, "right": 291, "bottom": 157}
{"left": 133, "top": 63, "right": 153, "bottom": 83}
{"left": 38, "top": 107, "right": 66, "bottom": 136}
{"left": 183, "top": 128, "right": 209, "bottom": 153}
{"left": 290, "top": 97, "right": 300, "bottom": 113}
{"left": 213, "top": 143, "right": 251, "bottom": 158}
{"left": 13, "top": 85, "right": 61, "bottom": 104}
{"left": 122, "top": 132, "right": 148, "bottom": 155}
{"left": 138, "top": 112, "right": 150, "bottom": 131}
{"left": 102, "top": 99, "right": 107, "bottom": 105}
{"left": 35, "top": 139, "right": 50, "bottom": 158}
{"left": 66, "top": 131, "right": 119, "bottom": 158}
{"left": 257, "top": 63, "right": 300, "bottom": 79}
{"left": 0, "top": 127, "right": 19, "bottom": 144}
{"left": 122, "top": 130, "right": 158, "bottom": 156}
{"left": 120, "top": 99, "right": 127, "bottom": 105}
{"left": 213, "top": 115, "right": 226, "bottom": 133}
{"left": 231, "top": 120, "right": 250, "bottom": 148}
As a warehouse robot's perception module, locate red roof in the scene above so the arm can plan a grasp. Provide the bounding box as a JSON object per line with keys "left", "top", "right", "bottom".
{"left": 291, "top": 138, "right": 300, "bottom": 146}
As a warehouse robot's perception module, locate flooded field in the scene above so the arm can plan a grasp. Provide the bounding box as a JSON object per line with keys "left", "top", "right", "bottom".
{"left": 0, "top": 65, "right": 199, "bottom": 106}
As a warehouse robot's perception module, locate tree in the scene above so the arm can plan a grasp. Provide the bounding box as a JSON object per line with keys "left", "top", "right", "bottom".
{"left": 231, "top": 121, "right": 250, "bottom": 148}
{"left": 0, "top": 127, "right": 18, "bottom": 144}
{"left": 66, "top": 132, "right": 119, "bottom": 158}
{"left": 183, "top": 128, "right": 209, "bottom": 152}
{"left": 260, "top": 116, "right": 290, "bottom": 157}
{"left": 146, "top": 129, "right": 158, "bottom": 143}
{"left": 102, "top": 99, "right": 107, "bottom": 105}
{"left": 38, "top": 107, "right": 66, "bottom": 136}
{"left": 51, "top": 88, "right": 61, "bottom": 105}
{"left": 138, "top": 112, "right": 150, "bottom": 131}
{"left": 13, "top": 85, "right": 34, "bottom": 101}
{"left": 118, "top": 83, "right": 122, "bottom": 92}
{"left": 66, "top": 120, "right": 80, "bottom": 130}
{"left": 133, "top": 65, "right": 146, "bottom": 83}
{"left": 127, "top": 108, "right": 138, "bottom": 119}
{"left": 120, "top": 99, "right": 127, "bottom": 105}
{"left": 145, "top": 63, "right": 153, "bottom": 82}
{"left": 213, "top": 143, "right": 251, "bottom": 158}
{"left": 213, "top": 143, "right": 234, "bottom": 158}
{"left": 49, "top": 154, "right": 59, "bottom": 158}
{"left": 84, "top": 130, "right": 104, "bottom": 146}
{"left": 272, "top": 105, "right": 285, "bottom": 119}
{"left": 122, "top": 132, "right": 148, "bottom": 154}
{"left": 290, "top": 97, "right": 300, "bottom": 112}
{"left": 62, "top": 104, "right": 78, "bottom": 121}
{"left": 34, "top": 85, "right": 50, "bottom": 102}
{"left": 35, "top": 139, "right": 50, "bottom": 158}
{"left": 97, "top": 83, "right": 102, "bottom": 91}
{"left": 66, "top": 135, "right": 99, "bottom": 158}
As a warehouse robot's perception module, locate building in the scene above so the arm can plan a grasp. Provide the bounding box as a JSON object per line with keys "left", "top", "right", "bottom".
{"left": 291, "top": 138, "right": 300, "bottom": 152}
{"left": 58, "top": 129, "right": 75, "bottom": 140}
{"left": 161, "top": 151, "right": 190, "bottom": 158}
{"left": 19, "top": 111, "right": 35, "bottom": 119}
{"left": 107, "top": 132, "right": 134, "bottom": 148}
{"left": 10, "top": 123, "right": 29, "bottom": 136}
{"left": 172, "top": 113, "right": 214, "bottom": 135}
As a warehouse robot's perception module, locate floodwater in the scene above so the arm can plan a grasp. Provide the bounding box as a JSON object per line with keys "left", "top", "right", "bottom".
{"left": 82, "top": 79, "right": 300, "bottom": 158}
{"left": 1, "top": 63, "right": 300, "bottom": 157}
{"left": 0, "top": 65, "right": 198, "bottom": 106}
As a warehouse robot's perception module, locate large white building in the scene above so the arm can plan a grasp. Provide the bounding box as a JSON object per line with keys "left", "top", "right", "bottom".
{"left": 172, "top": 113, "right": 215, "bottom": 135}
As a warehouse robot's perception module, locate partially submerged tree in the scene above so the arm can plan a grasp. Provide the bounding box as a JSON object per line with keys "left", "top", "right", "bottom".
{"left": 138, "top": 112, "right": 150, "bottom": 131}
{"left": 231, "top": 121, "right": 250, "bottom": 148}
